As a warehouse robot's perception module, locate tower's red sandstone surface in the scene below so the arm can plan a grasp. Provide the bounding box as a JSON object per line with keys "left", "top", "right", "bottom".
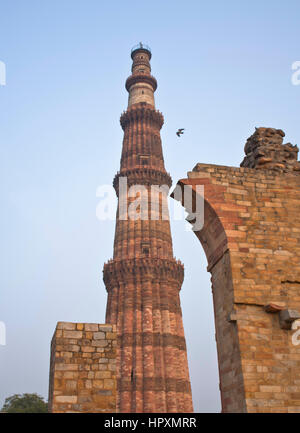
{"left": 103, "top": 44, "right": 193, "bottom": 413}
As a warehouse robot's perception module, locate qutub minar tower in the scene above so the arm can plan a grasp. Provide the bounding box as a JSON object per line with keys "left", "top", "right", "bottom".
{"left": 103, "top": 43, "right": 193, "bottom": 412}
{"left": 48, "top": 43, "right": 194, "bottom": 414}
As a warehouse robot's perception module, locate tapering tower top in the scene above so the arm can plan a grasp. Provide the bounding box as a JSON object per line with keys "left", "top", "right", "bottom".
{"left": 131, "top": 42, "right": 152, "bottom": 60}
{"left": 126, "top": 43, "right": 157, "bottom": 108}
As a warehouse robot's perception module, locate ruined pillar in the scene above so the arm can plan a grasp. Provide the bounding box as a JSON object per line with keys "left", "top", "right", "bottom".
{"left": 173, "top": 127, "right": 300, "bottom": 413}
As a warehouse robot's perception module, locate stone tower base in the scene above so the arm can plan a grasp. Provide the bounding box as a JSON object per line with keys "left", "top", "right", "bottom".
{"left": 48, "top": 322, "right": 117, "bottom": 413}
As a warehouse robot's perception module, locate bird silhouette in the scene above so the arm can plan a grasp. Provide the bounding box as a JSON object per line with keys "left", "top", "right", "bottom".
{"left": 176, "top": 128, "right": 185, "bottom": 137}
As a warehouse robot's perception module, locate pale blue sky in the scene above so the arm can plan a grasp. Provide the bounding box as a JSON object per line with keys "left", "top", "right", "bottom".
{"left": 0, "top": 0, "right": 299, "bottom": 412}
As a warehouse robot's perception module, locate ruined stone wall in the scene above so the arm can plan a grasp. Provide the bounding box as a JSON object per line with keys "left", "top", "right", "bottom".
{"left": 48, "top": 322, "right": 117, "bottom": 413}
{"left": 174, "top": 151, "right": 300, "bottom": 412}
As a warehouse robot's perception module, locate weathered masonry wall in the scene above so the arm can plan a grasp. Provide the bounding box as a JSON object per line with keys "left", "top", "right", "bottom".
{"left": 173, "top": 155, "right": 300, "bottom": 413}
{"left": 48, "top": 322, "right": 117, "bottom": 413}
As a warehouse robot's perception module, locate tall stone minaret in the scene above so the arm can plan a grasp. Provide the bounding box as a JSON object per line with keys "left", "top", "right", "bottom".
{"left": 103, "top": 43, "right": 193, "bottom": 413}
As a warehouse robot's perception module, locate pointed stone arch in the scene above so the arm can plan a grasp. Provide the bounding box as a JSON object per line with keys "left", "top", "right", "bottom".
{"left": 172, "top": 162, "right": 300, "bottom": 413}
{"left": 172, "top": 171, "right": 247, "bottom": 413}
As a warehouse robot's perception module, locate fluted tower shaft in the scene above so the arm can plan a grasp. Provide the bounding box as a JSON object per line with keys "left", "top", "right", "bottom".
{"left": 103, "top": 44, "right": 193, "bottom": 413}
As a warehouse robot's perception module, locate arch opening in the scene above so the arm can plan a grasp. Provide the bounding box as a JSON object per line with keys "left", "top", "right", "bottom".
{"left": 171, "top": 180, "right": 247, "bottom": 413}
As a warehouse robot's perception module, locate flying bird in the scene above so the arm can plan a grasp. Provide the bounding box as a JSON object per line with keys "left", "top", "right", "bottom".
{"left": 176, "top": 128, "right": 185, "bottom": 137}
